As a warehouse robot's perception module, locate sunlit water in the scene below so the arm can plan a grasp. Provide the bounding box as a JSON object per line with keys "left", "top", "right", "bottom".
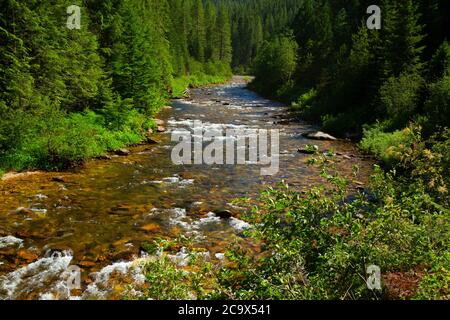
{"left": 0, "top": 77, "right": 373, "bottom": 299}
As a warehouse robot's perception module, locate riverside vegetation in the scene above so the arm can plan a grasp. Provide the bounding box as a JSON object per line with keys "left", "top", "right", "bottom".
{"left": 133, "top": 0, "right": 449, "bottom": 300}
{"left": 1, "top": 0, "right": 449, "bottom": 300}
{"left": 0, "top": 0, "right": 232, "bottom": 171}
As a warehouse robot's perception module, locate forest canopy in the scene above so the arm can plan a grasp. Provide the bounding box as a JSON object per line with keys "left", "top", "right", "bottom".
{"left": 0, "top": 0, "right": 233, "bottom": 171}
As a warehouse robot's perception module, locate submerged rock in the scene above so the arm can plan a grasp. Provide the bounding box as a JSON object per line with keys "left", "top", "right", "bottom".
{"left": 140, "top": 223, "right": 161, "bottom": 233}
{"left": 52, "top": 176, "right": 65, "bottom": 183}
{"left": 15, "top": 207, "right": 34, "bottom": 215}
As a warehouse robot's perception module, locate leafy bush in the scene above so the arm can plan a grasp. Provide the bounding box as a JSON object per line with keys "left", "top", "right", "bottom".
{"left": 379, "top": 72, "right": 424, "bottom": 125}
{"left": 425, "top": 75, "right": 450, "bottom": 130}
{"left": 212, "top": 131, "right": 450, "bottom": 300}
{"left": 0, "top": 105, "right": 149, "bottom": 171}
{"left": 321, "top": 112, "right": 361, "bottom": 137}
{"left": 360, "top": 124, "right": 419, "bottom": 167}
{"left": 415, "top": 252, "right": 450, "bottom": 300}
{"left": 291, "top": 88, "right": 317, "bottom": 113}
{"left": 251, "top": 31, "right": 298, "bottom": 94}
{"left": 127, "top": 130, "right": 450, "bottom": 301}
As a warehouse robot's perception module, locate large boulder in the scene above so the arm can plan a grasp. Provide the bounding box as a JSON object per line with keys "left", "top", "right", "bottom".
{"left": 303, "top": 131, "right": 337, "bottom": 141}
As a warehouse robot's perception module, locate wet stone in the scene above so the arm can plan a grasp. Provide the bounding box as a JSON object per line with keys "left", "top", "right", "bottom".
{"left": 303, "top": 131, "right": 337, "bottom": 141}
{"left": 213, "top": 210, "right": 232, "bottom": 219}
{"left": 156, "top": 126, "right": 166, "bottom": 133}
{"left": 115, "top": 149, "right": 131, "bottom": 156}
{"left": 52, "top": 176, "right": 65, "bottom": 183}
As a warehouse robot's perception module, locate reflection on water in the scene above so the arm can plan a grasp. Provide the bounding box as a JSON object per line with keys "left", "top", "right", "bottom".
{"left": 0, "top": 77, "right": 373, "bottom": 299}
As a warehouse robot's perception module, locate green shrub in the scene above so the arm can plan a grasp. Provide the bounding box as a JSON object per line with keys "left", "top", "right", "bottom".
{"left": 360, "top": 124, "right": 419, "bottom": 167}
{"left": 213, "top": 151, "right": 449, "bottom": 299}
{"left": 379, "top": 72, "right": 424, "bottom": 126}
{"left": 0, "top": 105, "right": 150, "bottom": 171}
{"left": 415, "top": 251, "right": 450, "bottom": 300}
{"left": 425, "top": 75, "right": 450, "bottom": 130}
{"left": 291, "top": 88, "right": 317, "bottom": 113}
{"left": 321, "top": 112, "right": 361, "bottom": 137}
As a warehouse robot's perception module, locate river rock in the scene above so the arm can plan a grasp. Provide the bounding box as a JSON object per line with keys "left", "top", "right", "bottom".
{"left": 0, "top": 235, "right": 24, "bottom": 249}
{"left": 15, "top": 207, "right": 34, "bottom": 215}
{"left": 156, "top": 126, "right": 166, "bottom": 133}
{"left": 109, "top": 204, "right": 135, "bottom": 215}
{"left": 115, "top": 148, "right": 131, "bottom": 156}
{"left": 214, "top": 209, "right": 232, "bottom": 219}
{"left": 146, "top": 137, "right": 160, "bottom": 144}
{"left": 140, "top": 223, "right": 161, "bottom": 233}
{"left": 303, "top": 131, "right": 337, "bottom": 141}
{"left": 155, "top": 119, "right": 165, "bottom": 126}
{"left": 96, "top": 155, "right": 112, "bottom": 160}
{"left": 298, "top": 145, "right": 319, "bottom": 154}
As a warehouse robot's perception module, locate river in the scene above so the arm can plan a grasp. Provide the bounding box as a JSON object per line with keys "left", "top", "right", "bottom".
{"left": 0, "top": 76, "right": 373, "bottom": 299}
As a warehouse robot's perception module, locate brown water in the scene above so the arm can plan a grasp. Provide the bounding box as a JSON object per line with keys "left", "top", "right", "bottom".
{"left": 0, "top": 77, "right": 373, "bottom": 299}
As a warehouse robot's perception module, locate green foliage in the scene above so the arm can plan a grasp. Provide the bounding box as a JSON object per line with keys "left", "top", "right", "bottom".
{"left": 415, "top": 252, "right": 450, "bottom": 300}
{"left": 379, "top": 72, "right": 424, "bottom": 125}
{"left": 171, "top": 72, "right": 231, "bottom": 98}
{"left": 251, "top": 31, "right": 298, "bottom": 96}
{"left": 248, "top": 0, "right": 450, "bottom": 140}
{"left": 360, "top": 124, "right": 419, "bottom": 167}
{"left": 0, "top": 107, "right": 146, "bottom": 171}
{"left": 128, "top": 129, "right": 450, "bottom": 301}
{"left": 425, "top": 75, "right": 450, "bottom": 130}
{"left": 0, "top": 0, "right": 233, "bottom": 172}
{"left": 428, "top": 40, "right": 450, "bottom": 81}
{"left": 212, "top": 130, "right": 450, "bottom": 300}
{"left": 140, "top": 256, "right": 195, "bottom": 300}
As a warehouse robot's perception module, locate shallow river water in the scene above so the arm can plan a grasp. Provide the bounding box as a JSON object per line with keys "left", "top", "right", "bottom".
{"left": 0, "top": 77, "right": 374, "bottom": 299}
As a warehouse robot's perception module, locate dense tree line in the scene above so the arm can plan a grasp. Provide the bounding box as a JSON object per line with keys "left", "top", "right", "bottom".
{"left": 0, "top": 0, "right": 232, "bottom": 170}
{"left": 250, "top": 0, "right": 450, "bottom": 137}
{"left": 216, "top": 0, "right": 302, "bottom": 71}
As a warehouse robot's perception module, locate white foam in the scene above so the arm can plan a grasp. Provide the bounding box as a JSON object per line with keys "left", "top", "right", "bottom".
{"left": 162, "top": 177, "right": 180, "bottom": 184}
{"left": 192, "top": 212, "right": 221, "bottom": 228}
{"left": 229, "top": 217, "right": 251, "bottom": 233}
{"left": 0, "top": 251, "right": 73, "bottom": 300}
{"left": 0, "top": 236, "right": 24, "bottom": 249}
{"left": 82, "top": 261, "right": 145, "bottom": 299}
